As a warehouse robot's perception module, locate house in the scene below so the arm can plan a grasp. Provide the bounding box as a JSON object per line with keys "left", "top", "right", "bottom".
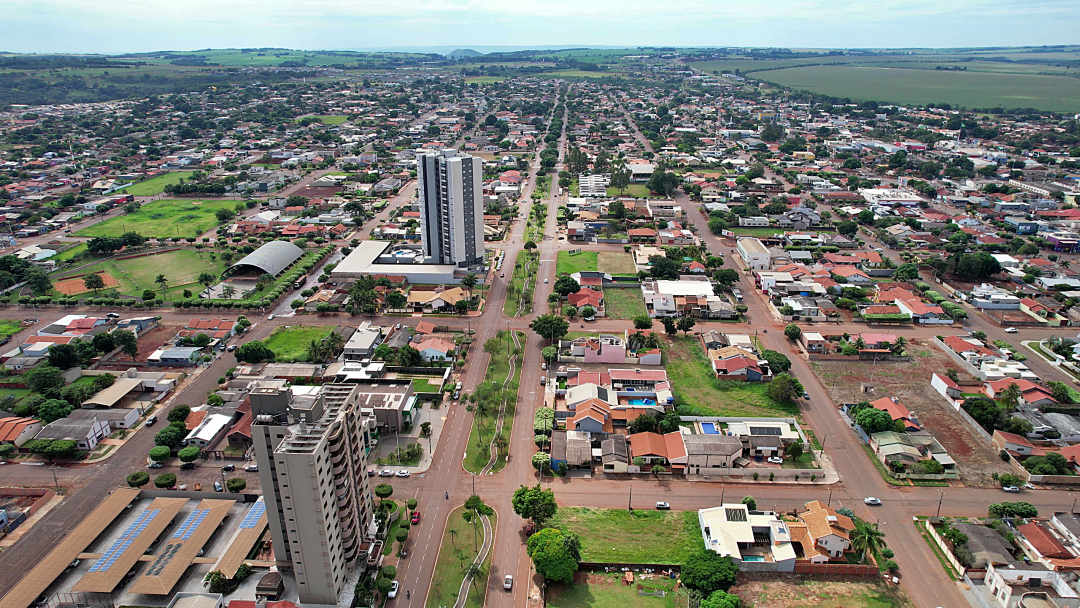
{"left": 415, "top": 337, "right": 454, "bottom": 362}
{"left": 183, "top": 413, "right": 232, "bottom": 449}
{"left": 601, "top": 435, "right": 630, "bottom": 473}
{"left": 870, "top": 397, "right": 921, "bottom": 431}
{"left": 985, "top": 561, "right": 1079, "bottom": 608}
{"left": 985, "top": 379, "right": 1058, "bottom": 407}
{"left": 567, "top": 288, "right": 603, "bottom": 312}
{"left": 800, "top": 331, "right": 827, "bottom": 353}
{"left": 931, "top": 373, "right": 964, "bottom": 401}
{"left": 34, "top": 415, "right": 110, "bottom": 451}
{"left": 869, "top": 431, "right": 924, "bottom": 465}
{"left": 992, "top": 429, "right": 1038, "bottom": 457}
{"left": 798, "top": 500, "right": 855, "bottom": 559}
{"left": 0, "top": 417, "right": 42, "bottom": 446}
{"left": 681, "top": 434, "right": 745, "bottom": 474}
{"left": 627, "top": 432, "right": 672, "bottom": 465}
{"left": 698, "top": 504, "right": 797, "bottom": 570}
{"left": 550, "top": 430, "right": 592, "bottom": 468}
{"left": 569, "top": 398, "right": 614, "bottom": 433}
{"left": 711, "top": 356, "right": 768, "bottom": 381}
{"left": 564, "top": 335, "right": 626, "bottom": 365}
{"left": 894, "top": 299, "right": 946, "bottom": 323}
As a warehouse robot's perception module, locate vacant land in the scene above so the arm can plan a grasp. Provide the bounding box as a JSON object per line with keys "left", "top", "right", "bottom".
{"left": 557, "top": 250, "right": 598, "bottom": 275}
{"left": 264, "top": 325, "right": 335, "bottom": 362}
{"left": 0, "top": 319, "right": 23, "bottom": 338}
{"left": 606, "top": 184, "right": 650, "bottom": 199}
{"left": 729, "top": 574, "right": 912, "bottom": 608}
{"left": 812, "top": 339, "right": 1011, "bottom": 486}
{"left": 596, "top": 252, "right": 636, "bottom": 275}
{"left": 311, "top": 115, "right": 347, "bottom": 125}
{"left": 602, "top": 287, "right": 647, "bottom": 319}
{"left": 548, "top": 508, "right": 703, "bottom": 565}
{"left": 54, "top": 249, "right": 228, "bottom": 300}
{"left": 76, "top": 199, "right": 237, "bottom": 238}
{"left": 547, "top": 572, "right": 681, "bottom": 608}
{"left": 119, "top": 172, "right": 195, "bottom": 196}
{"left": 731, "top": 227, "right": 783, "bottom": 238}
{"left": 666, "top": 336, "right": 798, "bottom": 417}
{"left": 426, "top": 506, "right": 494, "bottom": 608}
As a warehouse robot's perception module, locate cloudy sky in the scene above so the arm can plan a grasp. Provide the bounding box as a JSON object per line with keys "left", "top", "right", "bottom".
{"left": 2, "top": 0, "right": 1077, "bottom": 54}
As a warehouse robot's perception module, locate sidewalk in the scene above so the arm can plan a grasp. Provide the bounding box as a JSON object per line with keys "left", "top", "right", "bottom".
{"left": 370, "top": 397, "right": 449, "bottom": 474}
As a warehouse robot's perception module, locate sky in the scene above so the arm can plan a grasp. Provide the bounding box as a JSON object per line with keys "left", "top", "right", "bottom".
{"left": 1, "top": 0, "right": 1078, "bottom": 54}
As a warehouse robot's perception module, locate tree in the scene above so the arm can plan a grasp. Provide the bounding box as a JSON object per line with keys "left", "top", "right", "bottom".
{"left": 178, "top": 446, "right": 201, "bottom": 463}
{"left": 542, "top": 346, "right": 558, "bottom": 363}
{"left": 532, "top": 452, "right": 551, "bottom": 473}
{"left": 154, "top": 473, "right": 177, "bottom": 488}
{"left": 38, "top": 399, "right": 73, "bottom": 424}
{"left": 997, "top": 382, "right": 1022, "bottom": 409}
{"left": 92, "top": 332, "right": 115, "bottom": 354}
{"left": 512, "top": 484, "right": 559, "bottom": 527}
{"left": 461, "top": 272, "right": 478, "bottom": 299}
{"left": 681, "top": 551, "right": 739, "bottom": 594}
{"left": 893, "top": 263, "right": 920, "bottom": 281}
{"left": 784, "top": 323, "right": 802, "bottom": 341}
{"left": 581, "top": 305, "right": 596, "bottom": 320}
{"left": 154, "top": 425, "right": 185, "bottom": 448}
{"left": 155, "top": 274, "right": 169, "bottom": 300}
{"left": 741, "top": 495, "right": 757, "bottom": 510}
{"left": 563, "top": 305, "right": 577, "bottom": 319}
{"left": 760, "top": 350, "right": 791, "bottom": 373}
{"left": 83, "top": 273, "right": 106, "bottom": 295}
{"left": 633, "top": 315, "right": 653, "bottom": 330}
{"left": 766, "top": 373, "right": 802, "bottom": 403}
{"left": 850, "top": 520, "right": 886, "bottom": 560}
{"left": 855, "top": 407, "right": 893, "bottom": 434}
{"left": 713, "top": 269, "right": 739, "bottom": 286}
{"left": 149, "top": 446, "right": 171, "bottom": 462}
{"left": 786, "top": 441, "right": 804, "bottom": 459}
{"left": 47, "top": 343, "right": 81, "bottom": 370}
{"left": 168, "top": 404, "right": 191, "bottom": 423}
{"left": 962, "top": 397, "right": 1003, "bottom": 433}
{"left": 661, "top": 316, "right": 677, "bottom": 336}
{"left": 127, "top": 471, "right": 150, "bottom": 487}
{"left": 701, "top": 590, "right": 742, "bottom": 608}
{"left": 530, "top": 314, "right": 569, "bottom": 344}
{"left": 526, "top": 527, "right": 580, "bottom": 583}
{"left": 988, "top": 502, "right": 1038, "bottom": 518}
{"left": 114, "top": 329, "right": 139, "bottom": 361}
{"left": 197, "top": 272, "right": 217, "bottom": 297}
{"left": 836, "top": 220, "right": 859, "bottom": 238}
{"left": 609, "top": 158, "right": 631, "bottom": 194}
{"left": 677, "top": 316, "right": 696, "bottom": 335}
{"left": 226, "top": 478, "right": 246, "bottom": 493}
{"left": 553, "top": 275, "right": 580, "bottom": 297}
{"left": 235, "top": 341, "right": 275, "bottom": 363}
{"left": 1050, "top": 381, "right": 1075, "bottom": 405}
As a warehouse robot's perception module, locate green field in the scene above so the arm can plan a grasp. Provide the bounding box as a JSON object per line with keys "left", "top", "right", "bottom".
{"left": 263, "top": 326, "right": 335, "bottom": 362}
{"left": 118, "top": 172, "right": 195, "bottom": 197}
{"left": 426, "top": 506, "right": 495, "bottom": 608}
{"left": 731, "top": 227, "right": 782, "bottom": 238}
{"left": 464, "top": 76, "right": 507, "bottom": 84}
{"left": 556, "top": 250, "right": 598, "bottom": 275}
{"left": 548, "top": 508, "right": 704, "bottom": 565}
{"left": 607, "top": 184, "right": 650, "bottom": 198}
{"left": 666, "top": 336, "right": 799, "bottom": 417}
{"left": 52, "top": 243, "right": 87, "bottom": 262}
{"left": 76, "top": 199, "right": 238, "bottom": 239}
{"left": 602, "top": 287, "right": 647, "bottom": 319}
{"left": 309, "top": 115, "right": 347, "bottom": 125}
{"left": 56, "top": 249, "right": 228, "bottom": 300}
{"left": 410, "top": 378, "right": 444, "bottom": 393}
{"left": 547, "top": 574, "right": 679, "bottom": 608}
{"left": 0, "top": 319, "right": 23, "bottom": 338}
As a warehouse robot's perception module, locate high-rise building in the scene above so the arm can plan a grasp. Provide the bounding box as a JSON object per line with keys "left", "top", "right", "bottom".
{"left": 251, "top": 383, "right": 376, "bottom": 607}
{"left": 417, "top": 148, "right": 484, "bottom": 267}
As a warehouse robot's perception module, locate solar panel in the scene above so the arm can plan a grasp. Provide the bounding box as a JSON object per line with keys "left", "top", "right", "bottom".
{"left": 240, "top": 503, "right": 266, "bottom": 529}
{"left": 749, "top": 426, "right": 782, "bottom": 436}
{"left": 87, "top": 509, "right": 162, "bottom": 573}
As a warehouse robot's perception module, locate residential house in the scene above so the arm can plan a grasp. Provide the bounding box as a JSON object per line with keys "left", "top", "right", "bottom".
{"left": 992, "top": 430, "right": 1039, "bottom": 457}
{"left": 797, "top": 501, "right": 855, "bottom": 559}
{"left": 698, "top": 504, "right": 797, "bottom": 570}
{"left": 415, "top": 337, "right": 454, "bottom": 362}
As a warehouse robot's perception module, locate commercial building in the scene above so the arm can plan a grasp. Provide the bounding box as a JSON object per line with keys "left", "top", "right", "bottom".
{"left": 417, "top": 149, "right": 484, "bottom": 267}
{"left": 251, "top": 384, "right": 376, "bottom": 607}
{"left": 737, "top": 238, "right": 770, "bottom": 270}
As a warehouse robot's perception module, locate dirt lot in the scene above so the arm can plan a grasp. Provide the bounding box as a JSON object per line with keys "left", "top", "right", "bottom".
{"left": 730, "top": 574, "right": 912, "bottom": 608}
{"left": 127, "top": 323, "right": 182, "bottom": 360}
{"left": 811, "top": 338, "right": 1012, "bottom": 487}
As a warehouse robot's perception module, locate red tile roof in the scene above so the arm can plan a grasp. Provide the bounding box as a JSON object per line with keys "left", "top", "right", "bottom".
{"left": 1019, "top": 523, "right": 1072, "bottom": 558}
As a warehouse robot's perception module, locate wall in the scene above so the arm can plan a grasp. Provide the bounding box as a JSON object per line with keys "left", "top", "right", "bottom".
{"left": 924, "top": 518, "right": 968, "bottom": 578}
{"left": 932, "top": 335, "right": 987, "bottom": 380}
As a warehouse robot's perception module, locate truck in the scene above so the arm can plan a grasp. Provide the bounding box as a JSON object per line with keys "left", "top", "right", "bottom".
{"left": 293, "top": 274, "right": 307, "bottom": 290}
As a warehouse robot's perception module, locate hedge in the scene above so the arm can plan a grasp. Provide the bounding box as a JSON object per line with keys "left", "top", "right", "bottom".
{"left": 862, "top": 313, "right": 911, "bottom": 323}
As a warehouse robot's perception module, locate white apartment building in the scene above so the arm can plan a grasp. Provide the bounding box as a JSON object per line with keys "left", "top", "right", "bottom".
{"left": 417, "top": 149, "right": 485, "bottom": 267}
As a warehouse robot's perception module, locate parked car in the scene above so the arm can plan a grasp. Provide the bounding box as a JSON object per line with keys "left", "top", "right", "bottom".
{"left": 655, "top": 501, "right": 670, "bottom": 510}
{"left": 227, "top": 344, "right": 237, "bottom": 352}
{"left": 504, "top": 575, "right": 513, "bottom": 590}
{"left": 213, "top": 481, "right": 224, "bottom": 492}
{"left": 541, "top": 362, "right": 547, "bottom": 370}
{"left": 864, "top": 497, "right": 882, "bottom": 505}
{"left": 221, "top": 464, "right": 235, "bottom": 472}
{"left": 367, "top": 469, "right": 376, "bottom": 477}
{"left": 396, "top": 470, "right": 411, "bottom": 478}
{"left": 244, "top": 465, "right": 258, "bottom": 472}
{"left": 1003, "top": 485, "right": 1021, "bottom": 493}
{"left": 148, "top": 462, "right": 164, "bottom": 469}
{"left": 767, "top": 456, "right": 783, "bottom": 464}
{"left": 411, "top": 510, "right": 420, "bottom": 524}
{"left": 1005, "top": 327, "right": 1018, "bottom": 333}
{"left": 544, "top": 278, "right": 549, "bottom": 283}
{"left": 145, "top": 416, "right": 157, "bottom": 427}
{"left": 500, "top": 273, "right": 505, "bottom": 278}
{"left": 387, "top": 580, "right": 400, "bottom": 599}
{"left": 379, "top": 469, "right": 394, "bottom": 477}
{"left": 180, "top": 462, "right": 196, "bottom": 471}
{"left": 803, "top": 391, "right": 810, "bottom": 400}
{"left": 267, "top": 314, "right": 275, "bottom": 320}
{"left": 106, "top": 312, "right": 120, "bottom": 318}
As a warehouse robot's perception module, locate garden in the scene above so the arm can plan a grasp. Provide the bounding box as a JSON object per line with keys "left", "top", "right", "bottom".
{"left": 426, "top": 504, "right": 496, "bottom": 608}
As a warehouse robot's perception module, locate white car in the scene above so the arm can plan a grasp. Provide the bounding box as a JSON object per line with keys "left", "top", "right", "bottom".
{"left": 244, "top": 465, "right": 259, "bottom": 472}
{"left": 766, "top": 456, "right": 783, "bottom": 464}
{"left": 267, "top": 314, "right": 275, "bottom": 320}
{"left": 396, "top": 470, "right": 411, "bottom": 478}
{"left": 544, "top": 278, "right": 549, "bottom": 283}
{"left": 504, "top": 575, "right": 513, "bottom": 590}
{"left": 1003, "top": 485, "right": 1021, "bottom": 493}
{"left": 1004, "top": 327, "right": 1018, "bottom": 333}
{"left": 379, "top": 469, "right": 394, "bottom": 477}
{"left": 655, "top": 501, "right": 670, "bottom": 510}
{"left": 864, "top": 497, "right": 882, "bottom": 506}
{"left": 387, "top": 580, "right": 399, "bottom": 599}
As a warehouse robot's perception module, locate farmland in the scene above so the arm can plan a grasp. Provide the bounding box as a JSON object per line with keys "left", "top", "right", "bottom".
{"left": 76, "top": 199, "right": 238, "bottom": 239}
{"left": 118, "top": 172, "right": 195, "bottom": 196}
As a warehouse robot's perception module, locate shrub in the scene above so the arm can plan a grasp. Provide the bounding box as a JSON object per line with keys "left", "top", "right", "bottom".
{"left": 127, "top": 471, "right": 150, "bottom": 487}
{"left": 226, "top": 478, "right": 247, "bottom": 493}
{"left": 149, "top": 446, "right": 171, "bottom": 462}
{"left": 154, "top": 473, "right": 177, "bottom": 488}
{"left": 882, "top": 548, "right": 894, "bottom": 558}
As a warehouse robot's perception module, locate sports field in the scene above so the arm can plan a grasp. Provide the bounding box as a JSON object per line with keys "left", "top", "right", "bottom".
{"left": 55, "top": 271, "right": 121, "bottom": 295}
{"left": 54, "top": 249, "right": 228, "bottom": 300}
{"left": 119, "top": 172, "right": 195, "bottom": 196}
{"left": 76, "top": 199, "right": 237, "bottom": 238}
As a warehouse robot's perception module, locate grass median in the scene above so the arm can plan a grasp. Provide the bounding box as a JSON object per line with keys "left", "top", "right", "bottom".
{"left": 463, "top": 331, "right": 526, "bottom": 474}
{"left": 503, "top": 251, "right": 538, "bottom": 317}
{"left": 426, "top": 506, "right": 495, "bottom": 608}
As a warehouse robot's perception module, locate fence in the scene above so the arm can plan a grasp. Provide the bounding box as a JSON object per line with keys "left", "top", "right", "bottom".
{"left": 923, "top": 519, "right": 967, "bottom": 577}
{"left": 893, "top": 471, "right": 961, "bottom": 480}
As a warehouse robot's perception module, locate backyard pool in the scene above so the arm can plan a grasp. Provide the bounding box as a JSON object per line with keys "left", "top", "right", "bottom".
{"left": 628, "top": 398, "right": 655, "bottom": 406}
{"left": 741, "top": 556, "right": 765, "bottom": 562}
{"left": 701, "top": 422, "right": 719, "bottom": 434}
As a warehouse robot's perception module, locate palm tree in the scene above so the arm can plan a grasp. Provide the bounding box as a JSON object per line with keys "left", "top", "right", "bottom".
{"left": 154, "top": 274, "right": 168, "bottom": 300}
{"left": 197, "top": 272, "right": 217, "bottom": 297}
{"left": 850, "top": 520, "right": 885, "bottom": 562}
{"left": 461, "top": 272, "right": 477, "bottom": 300}
{"left": 221, "top": 285, "right": 236, "bottom": 299}
{"left": 891, "top": 336, "right": 907, "bottom": 356}
{"left": 998, "top": 382, "right": 1022, "bottom": 409}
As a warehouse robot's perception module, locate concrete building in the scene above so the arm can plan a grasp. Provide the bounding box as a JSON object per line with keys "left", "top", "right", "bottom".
{"left": 737, "top": 238, "right": 770, "bottom": 270}
{"left": 251, "top": 384, "right": 376, "bottom": 607}
{"left": 417, "top": 149, "right": 484, "bottom": 267}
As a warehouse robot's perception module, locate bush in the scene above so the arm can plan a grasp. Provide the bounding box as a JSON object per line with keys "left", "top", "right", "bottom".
{"left": 381, "top": 565, "right": 397, "bottom": 580}
{"left": 178, "top": 446, "right": 201, "bottom": 463}
{"left": 154, "top": 473, "right": 177, "bottom": 488}
{"left": 881, "top": 548, "right": 894, "bottom": 558}
{"left": 127, "top": 471, "right": 150, "bottom": 487}
{"left": 149, "top": 446, "right": 171, "bottom": 462}
{"left": 884, "top": 559, "right": 899, "bottom": 573}
{"left": 226, "top": 478, "right": 247, "bottom": 493}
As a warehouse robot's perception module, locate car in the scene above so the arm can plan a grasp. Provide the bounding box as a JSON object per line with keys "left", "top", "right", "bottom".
{"left": 1005, "top": 327, "right": 1018, "bottom": 333}
{"left": 411, "top": 510, "right": 420, "bottom": 524}
{"left": 148, "top": 462, "right": 164, "bottom": 469}
{"left": 655, "top": 501, "right": 670, "bottom": 510}
{"left": 227, "top": 344, "right": 237, "bottom": 352}
{"left": 267, "top": 314, "right": 275, "bottom": 320}
{"left": 106, "top": 312, "right": 120, "bottom": 318}
{"left": 395, "top": 323, "right": 402, "bottom": 330}
{"left": 367, "top": 469, "right": 376, "bottom": 477}
{"left": 387, "top": 580, "right": 400, "bottom": 599}
{"left": 541, "top": 362, "right": 548, "bottom": 370}
{"left": 452, "top": 391, "right": 460, "bottom": 400}
{"left": 64, "top": 558, "right": 81, "bottom": 573}
{"left": 180, "top": 462, "right": 196, "bottom": 470}
{"left": 539, "top": 376, "right": 546, "bottom": 385}
{"left": 213, "top": 481, "right": 224, "bottom": 492}
{"left": 145, "top": 415, "right": 157, "bottom": 427}
{"left": 803, "top": 391, "right": 810, "bottom": 400}
{"left": 221, "top": 464, "right": 235, "bottom": 472}
{"left": 1024, "top": 482, "right": 1036, "bottom": 490}
{"left": 396, "top": 470, "right": 411, "bottom": 478}
{"left": 500, "top": 273, "right": 505, "bottom": 278}
{"left": 0, "top": 461, "right": 6, "bottom": 466}
{"left": 864, "top": 497, "right": 882, "bottom": 505}
{"left": 379, "top": 469, "right": 394, "bottom": 477}
{"left": 1003, "top": 485, "right": 1021, "bottom": 493}
{"left": 767, "top": 456, "right": 783, "bottom": 464}
{"left": 244, "top": 465, "right": 258, "bottom": 472}
{"left": 504, "top": 575, "right": 513, "bottom": 590}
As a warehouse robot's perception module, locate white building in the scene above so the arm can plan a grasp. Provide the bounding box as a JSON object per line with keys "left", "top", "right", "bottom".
{"left": 698, "top": 504, "right": 796, "bottom": 571}
{"left": 417, "top": 149, "right": 484, "bottom": 267}
{"left": 737, "top": 237, "right": 770, "bottom": 270}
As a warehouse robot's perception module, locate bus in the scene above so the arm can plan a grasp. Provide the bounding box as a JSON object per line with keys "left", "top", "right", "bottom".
{"left": 293, "top": 274, "right": 307, "bottom": 290}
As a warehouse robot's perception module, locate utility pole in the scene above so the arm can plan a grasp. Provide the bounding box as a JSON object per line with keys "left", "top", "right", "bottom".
{"left": 50, "top": 465, "right": 60, "bottom": 492}
{"left": 828, "top": 489, "right": 833, "bottom": 507}
{"left": 628, "top": 486, "right": 632, "bottom": 512}
{"left": 936, "top": 490, "right": 944, "bottom": 517}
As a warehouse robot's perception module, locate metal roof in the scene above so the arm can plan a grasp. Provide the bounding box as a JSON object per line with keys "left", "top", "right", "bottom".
{"left": 228, "top": 240, "right": 304, "bottom": 277}
{"left": 213, "top": 500, "right": 267, "bottom": 578}
{"left": 127, "top": 499, "right": 234, "bottom": 596}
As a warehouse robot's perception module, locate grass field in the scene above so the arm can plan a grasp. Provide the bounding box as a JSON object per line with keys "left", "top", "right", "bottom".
{"left": 503, "top": 251, "right": 538, "bottom": 317}
{"left": 596, "top": 252, "right": 636, "bottom": 275}
{"left": 310, "top": 115, "right": 347, "bottom": 125}
{"left": 76, "top": 199, "right": 238, "bottom": 239}
{"left": 547, "top": 573, "right": 680, "bottom": 608}
{"left": 263, "top": 325, "right": 335, "bottom": 362}
{"left": 410, "top": 378, "right": 444, "bottom": 393}
{"left": 549, "top": 508, "right": 704, "bottom": 565}
{"left": 602, "top": 287, "right": 647, "bottom": 319}
{"left": 0, "top": 387, "right": 32, "bottom": 408}
{"left": 666, "top": 336, "right": 799, "bottom": 417}
{"left": 729, "top": 574, "right": 912, "bottom": 608}
{"left": 118, "top": 172, "right": 195, "bottom": 197}
{"left": 54, "top": 249, "right": 228, "bottom": 301}
{"left": 557, "top": 250, "right": 598, "bottom": 275}
{"left": 426, "top": 506, "right": 495, "bottom": 608}
{"left": 52, "top": 243, "right": 87, "bottom": 262}
{"left": 606, "top": 184, "right": 650, "bottom": 198}
{"left": 464, "top": 76, "right": 507, "bottom": 84}
{"left": 731, "top": 227, "right": 782, "bottom": 238}
{"left": 0, "top": 319, "right": 23, "bottom": 338}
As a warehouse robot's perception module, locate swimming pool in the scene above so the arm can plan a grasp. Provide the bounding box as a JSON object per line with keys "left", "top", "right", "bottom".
{"left": 741, "top": 556, "right": 765, "bottom": 562}
{"left": 627, "top": 398, "right": 655, "bottom": 406}
{"left": 701, "top": 422, "right": 719, "bottom": 434}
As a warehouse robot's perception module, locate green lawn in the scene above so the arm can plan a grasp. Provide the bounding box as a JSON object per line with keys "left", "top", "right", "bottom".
{"left": 118, "top": 172, "right": 196, "bottom": 197}
{"left": 665, "top": 336, "right": 799, "bottom": 417}
{"left": 596, "top": 252, "right": 636, "bottom": 275}
{"left": 263, "top": 325, "right": 335, "bottom": 362}
{"left": 731, "top": 227, "right": 781, "bottom": 238}
{"left": 602, "top": 287, "right": 647, "bottom": 319}
{"left": 606, "top": 184, "right": 650, "bottom": 198}
{"left": 76, "top": 199, "right": 238, "bottom": 239}
{"left": 311, "top": 115, "right": 348, "bottom": 125}
{"left": 557, "top": 250, "right": 598, "bottom": 275}
{"left": 0, "top": 387, "right": 32, "bottom": 409}
{"left": 547, "top": 573, "right": 680, "bottom": 608}
{"left": 464, "top": 76, "right": 506, "bottom": 84}
{"left": 426, "top": 506, "right": 495, "bottom": 608}
{"left": 0, "top": 319, "right": 23, "bottom": 338}
{"left": 548, "top": 508, "right": 704, "bottom": 565}
{"left": 53, "top": 249, "right": 228, "bottom": 300}
{"left": 52, "top": 243, "right": 87, "bottom": 262}
{"left": 410, "top": 378, "right": 444, "bottom": 393}
{"left": 503, "top": 251, "right": 538, "bottom": 317}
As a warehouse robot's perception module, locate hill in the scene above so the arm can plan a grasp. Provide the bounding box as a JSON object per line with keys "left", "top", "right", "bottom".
{"left": 447, "top": 48, "right": 483, "bottom": 59}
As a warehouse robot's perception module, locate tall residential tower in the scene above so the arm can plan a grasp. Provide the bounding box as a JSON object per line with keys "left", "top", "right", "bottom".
{"left": 417, "top": 148, "right": 485, "bottom": 267}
